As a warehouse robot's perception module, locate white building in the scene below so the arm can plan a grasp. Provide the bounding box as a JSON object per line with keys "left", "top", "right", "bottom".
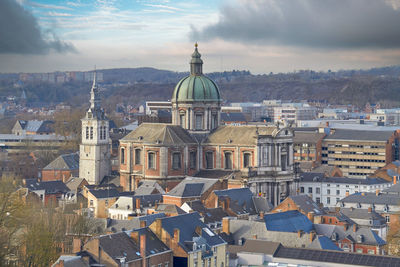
{"left": 273, "top": 106, "right": 317, "bottom": 124}
{"left": 299, "top": 173, "right": 391, "bottom": 207}
{"left": 79, "top": 73, "right": 111, "bottom": 185}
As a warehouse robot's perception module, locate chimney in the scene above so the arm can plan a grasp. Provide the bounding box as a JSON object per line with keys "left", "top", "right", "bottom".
{"left": 297, "top": 230, "right": 303, "bottom": 237}
{"left": 222, "top": 217, "right": 230, "bottom": 234}
{"left": 310, "top": 231, "right": 315, "bottom": 242}
{"left": 376, "top": 189, "right": 380, "bottom": 196}
{"left": 353, "top": 224, "right": 357, "bottom": 232}
{"left": 222, "top": 198, "right": 230, "bottom": 211}
{"left": 343, "top": 223, "right": 348, "bottom": 231}
{"left": 136, "top": 198, "right": 141, "bottom": 209}
{"left": 195, "top": 226, "right": 202, "bottom": 236}
{"left": 140, "top": 220, "right": 146, "bottom": 228}
{"left": 350, "top": 207, "right": 354, "bottom": 211}
{"left": 368, "top": 207, "right": 372, "bottom": 213}
{"left": 140, "top": 234, "right": 146, "bottom": 267}
{"left": 345, "top": 191, "right": 349, "bottom": 197}
{"left": 395, "top": 176, "right": 398, "bottom": 185}
{"left": 135, "top": 179, "right": 140, "bottom": 190}
{"left": 307, "top": 211, "right": 315, "bottom": 223}
{"left": 173, "top": 228, "right": 180, "bottom": 243}
{"left": 259, "top": 211, "right": 265, "bottom": 219}
{"left": 252, "top": 234, "right": 257, "bottom": 239}
{"left": 130, "top": 231, "right": 139, "bottom": 243}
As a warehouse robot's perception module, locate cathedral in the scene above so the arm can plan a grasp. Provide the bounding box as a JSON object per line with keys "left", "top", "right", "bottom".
{"left": 118, "top": 44, "right": 298, "bottom": 206}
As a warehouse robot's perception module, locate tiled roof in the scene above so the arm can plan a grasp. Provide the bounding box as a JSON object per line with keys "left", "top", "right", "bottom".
{"left": 203, "top": 125, "right": 278, "bottom": 145}
{"left": 288, "top": 195, "right": 325, "bottom": 215}
{"left": 214, "top": 188, "right": 256, "bottom": 215}
{"left": 121, "top": 123, "right": 197, "bottom": 145}
{"left": 325, "top": 129, "right": 394, "bottom": 142}
{"left": 264, "top": 210, "right": 313, "bottom": 233}
{"left": 25, "top": 179, "right": 69, "bottom": 194}
{"left": 166, "top": 177, "right": 218, "bottom": 198}
{"left": 157, "top": 212, "right": 225, "bottom": 252}
{"left": 43, "top": 153, "right": 79, "bottom": 170}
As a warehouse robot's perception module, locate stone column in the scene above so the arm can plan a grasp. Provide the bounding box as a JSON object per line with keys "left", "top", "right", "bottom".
{"left": 268, "top": 145, "right": 272, "bottom": 166}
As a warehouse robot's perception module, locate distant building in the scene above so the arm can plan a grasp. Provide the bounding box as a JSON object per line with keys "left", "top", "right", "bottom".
{"left": 41, "top": 153, "right": 79, "bottom": 182}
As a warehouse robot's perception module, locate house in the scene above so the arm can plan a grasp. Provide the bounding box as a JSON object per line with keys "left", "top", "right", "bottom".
{"left": 149, "top": 212, "right": 227, "bottom": 267}
{"left": 153, "top": 203, "right": 186, "bottom": 217}
{"left": 107, "top": 194, "right": 162, "bottom": 220}
{"left": 162, "top": 177, "right": 227, "bottom": 206}
{"left": 87, "top": 188, "right": 120, "bottom": 218}
{"left": 107, "top": 213, "right": 166, "bottom": 233}
{"left": 271, "top": 195, "right": 325, "bottom": 220}
{"left": 41, "top": 153, "right": 79, "bottom": 182}
{"left": 12, "top": 120, "right": 55, "bottom": 135}
{"left": 293, "top": 130, "right": 325, "bottom": 170}
{"left": 181, "top": 200, "right": 229, "bottom": 231}
{"left": 299, "top": 172, "right": 391, "bottom": 207}
{"left": 82, "top": 229, "right": 173, "bottom": 267}
{"left": 23, "top": 178, "right": 70, "bottom": 206}
{"left": 228, "top": 239, "right": 400, "bottom": 267}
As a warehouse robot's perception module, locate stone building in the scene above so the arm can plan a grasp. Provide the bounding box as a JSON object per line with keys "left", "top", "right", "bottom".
{"left": 119, "top": 45, "right": 297, "bottom": 206}
{"left": 79, "top": 72, "right": 111, "bottom": 184}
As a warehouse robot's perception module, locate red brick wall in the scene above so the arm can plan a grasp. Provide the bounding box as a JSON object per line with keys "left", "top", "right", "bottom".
{"left": 41, "top": 170, "right": 77, "bottom": 182}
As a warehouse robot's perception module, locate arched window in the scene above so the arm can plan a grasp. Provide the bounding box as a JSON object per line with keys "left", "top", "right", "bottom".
{"left": 172, "top": 152, "right": 181, "bottom": 169}
{"left": 135, "top": 149, "right": 141, "bottom": 165}
{"left": 120, "top": 147, "right": 125, "bottom": 164}
{"left": 195, "top": 114, "right": 203, "bottom": 130}
{"left": 205, "top": 151, "right": 214, "bottom": 169}
{"left": 90, "top": 127, "right": 93, "bottom": 140}
{"left": 86, "top": 126, "right": 89, "bottom": 139}
{"left": 243, "top": 153, "right": 251, "bottom": 168}
{"left": 99, "top": 126, "right": 103, "bottom": 140}
{"left": 103, "top": 126, "right": 107, "bottom": 139}
{"left": 148, "top": 152, "right": 156, "bottom": 169}
{"left": 224, "top": 152, "right": 232, "bottom": 169}
{"left": 180, "top": 114, "right": 186, "bottom": 128}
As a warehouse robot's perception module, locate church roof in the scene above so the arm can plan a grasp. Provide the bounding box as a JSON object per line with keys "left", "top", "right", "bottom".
{"left": 121, "top": 123, "right": 197, "bottom": 145}
{"left": 203, "top": 125, "right": 277, "bottom": 145}
{"left": 43, "top": 152, "right": 79, "bottom": 170}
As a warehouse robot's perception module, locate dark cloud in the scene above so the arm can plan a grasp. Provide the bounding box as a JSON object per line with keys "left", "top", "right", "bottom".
{"left": 191, "top": 0, "right": 400, "bottom": 49}
{"left": 0, "top": 0, "right": 75, "bottom": 54}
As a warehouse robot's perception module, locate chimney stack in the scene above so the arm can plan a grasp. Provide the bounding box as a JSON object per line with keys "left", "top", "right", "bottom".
{"left": 260, "top": 211, "right": 265, "bottom": 219}
{"left": 195, "top": 226, "right": 202, "bottom": 236}
{"left": 252, "top": 234, "right": 257, "bottom": 239}
{"left": 353, "top": 224, "right": 357, "bottom": 232}
{"left": 307, "top": 211, "right": 315, "bottom": 223}
{"left": 140, "top": 220, "right": 146, "bottom": 228}
{"left": 368, "top": 207, "right": 372, "bottom": 213}
{"left": 298, "top": 230, "right": 303, "bottom": 238}
{"left": 343, "top": 223, "right": 348, "bottom": 231}
{"left": 136, "top": 198, "right": 141, "bottom": 209}
{"left": 173, "top": 228, "right": 180, "bottom": 243}
{"left": 140, "top": 234, "right": 146, "bottom": 267}
{"left": 394, "top": 176, "right": 397, "bottom": 185}
{"left": 222, "top": 217, "right": 230, "bottom": 234}
{"left": 376, "top": 189, "right": 380, "bottom": 196}
{"left": 310, "top": 231, "right": 315, "bottom": 242}
{"left": 130, "top": 231, "right": 139, "bottom": 243}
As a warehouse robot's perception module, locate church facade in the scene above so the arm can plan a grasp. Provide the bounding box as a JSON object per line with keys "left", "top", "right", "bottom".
{"left": 119, "top": 45, "right": 298, "bottom": 206}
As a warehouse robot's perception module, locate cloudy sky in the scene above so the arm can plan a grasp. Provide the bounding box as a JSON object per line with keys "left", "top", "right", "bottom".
{"left": 1, "top": 0, "right": 400, "bottom": 74}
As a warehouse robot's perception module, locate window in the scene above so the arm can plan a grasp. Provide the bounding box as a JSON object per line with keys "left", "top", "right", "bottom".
{"left": 135, "top": 149, "right": 141, "bottom": 165}
{"left": 180, "top": 114, "right": 186, "bottom": 127}
{"left": 105, "top": 200, "right": 109, "bottom": 206}
{"left": 224, "top": 152, "right": 232, "bottom": 169}
{"left": 316, "top": 187, "right": 320, "bottom": 194}
{"left": 212, "top": 114, "right": 218, "bottom": 129}
{"left": 327, "top": 189, "right": 331, "bottom": 194}
{"left": 300, "top": 187, "right": 304, "bottom": 193}
{"left": 103, "top": 126, "right": 107, "bottom": 139}
{"left": 336, "top": 198, "right": 340, "bottom": 203}
{"left": 148, "top": 152, "right": 156, "bottom": 169}
{"left": 190, "top": 151, "right": 197, "bottom": 169}
{"left": 243, "top": 153, "right": 251, "bottom": 168}
{"left": 368, "top": 250, "right": 375, "bottom": 254}
{"left": 172, "top": 152, "right": 181, "bottom": 169}
{"left": 90, "top": 200, "right": 93, "bottom": 206}
{"left": 386, "top": 216, "right": 390, "bottom": 223}
{"left": 90, "top": 127, "right": 93, "bottom": 139}
{"left": 327, "top": 197, "right": 330, "bottom": 204}
{"left": 120, "top": 148, "right": 125, "bottom": 164}
{"left": 86, "top": 126, "right": 89, "bottom": 139}
{"left": 316, "top": 197, "right": 320, "bottom": 204}
{"left": 206, "top": 151, "right": 213, "bottom": 169}
{"left": 308, "top": 187, "right": 313, "bottom": 194}
{"left": 195, "top": 114, "right": 203, "bottom": 130}
{"left": 336, "top": 190, "right": 340, "bottom": 195}
{"left": 100, "top": 126, "right": 103, "bottom": 140}
{"left": 356, "top": 248, "right": 363, "bottom": 253}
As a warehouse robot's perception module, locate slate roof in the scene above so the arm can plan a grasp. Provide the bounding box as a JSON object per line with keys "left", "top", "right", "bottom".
{"left": 194, "top": 170, "right": 235, "bottom": 179}
{"left": 107, "top": 213, "right": 166, "bottom": 233}
{"left": 340, "top": 208, "right": 386, "bottom": 226}
{"left": 293, "top": 132, "right": 325, "bottom": 144}
{"left": 51, "top": 255, "right": 88, "bottom": 267}
{"left": 301, "top": 174, "right": 389, "bottom": 185}
{"left": 134, "top": 180, "right": 165, "bottom": 195}
{"left": 382, "top": 183, "right": 400, "bottom": 194}
{"left": 121, "top": 123, "right": 197, "bottom": 145}
{"left": 307, "top": 236, "right": 342, "bottom": 251}
{"left": 166, "top": 177, "right": 218, "bottom": 198}
{"left": 24, "top": 179, "right": 69, "bottom": 194}
{"left": 97, "top": 232, "right": 141, "bottom": 263}
{"left": 156, "top": 212, "right": 225, "bottom": 252}
{"left": 203, "top": 125, "right": 278, "bottom": 145}
{"left": 220, "top": 112, "right": 247, "bottom": 122}
{"left": 18, "top": 120, "right": 54, "bottom": 133}
{"left": 43, "top": 152, "right": 79, "bottom": 170}
{"left": 130, "top": 228, "right": 171, "bottom": 257}
{"left": 228, "top": 240, "right": 282, "bottom": 255}
{"left": 314, "top": 224, "right": 386, "bottom": 246}
{"left": 155, "top": 204, "right": 186, "bottom": 214}
{"left": 65, "top": 177, "right": 86, "bottom": 192}
{"left": 183, "top": 200, "right": 229, "bottom": 224}
{"left": 214, "top": 188, "right": 257, "bottom": 215}
{"left": 88, "top": 188, "right": 120, "bottom": 199}
{"left": 286, "top": 195, "right": 325, "bottom": 215}
{"left": 252, "top": 197, "right": 273, "bottom": 213}
{"left": 110, "top": 194, "right": 162, "bottom": 210}
{"left": 340, "top": 192, "right": 399, "bottom": 206}
{"left": 325, "top": 129, "right": 394, "bottom": 142}
{"left": 264, "top": 210, "right": 314, "bottom": 233}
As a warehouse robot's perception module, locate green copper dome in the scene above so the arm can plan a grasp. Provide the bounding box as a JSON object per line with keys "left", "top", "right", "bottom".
{"left": 172, "top": 44, "right": 221, "bottom": 103}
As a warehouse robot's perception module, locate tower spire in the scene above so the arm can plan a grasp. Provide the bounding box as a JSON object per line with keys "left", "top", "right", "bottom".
{"left": 190, "top": 42, "right": 203, "bottom": 75}
{"left": 90, "top": 69, "right": 100, "bottom": 110}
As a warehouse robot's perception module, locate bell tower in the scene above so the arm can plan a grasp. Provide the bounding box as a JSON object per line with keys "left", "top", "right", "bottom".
{"left": 79, "top": 71, "right": 111, "bottom": 184}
